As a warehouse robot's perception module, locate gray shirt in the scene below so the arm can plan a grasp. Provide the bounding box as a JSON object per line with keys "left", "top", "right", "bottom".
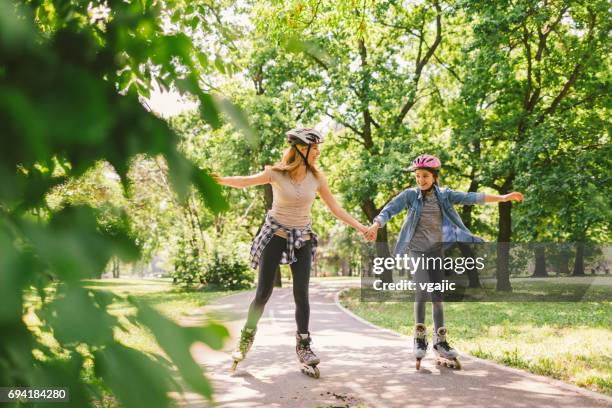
{"left": 408, "top": 190, "right": 443, "bottom": 252}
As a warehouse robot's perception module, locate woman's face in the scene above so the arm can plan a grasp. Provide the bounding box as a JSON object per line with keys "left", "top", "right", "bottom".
{"left": 414, "top": 169, "right": 435, "bottom": 190}
{"left": 296, "top": 143, "right": 321, "bottom": 166}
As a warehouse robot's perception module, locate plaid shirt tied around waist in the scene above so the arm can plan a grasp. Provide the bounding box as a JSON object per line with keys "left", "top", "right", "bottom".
{"left": 249, "top": 213, "right": 318, "bottom": 270}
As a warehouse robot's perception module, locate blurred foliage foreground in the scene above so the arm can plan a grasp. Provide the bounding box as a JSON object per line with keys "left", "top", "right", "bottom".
{"left": 0, "top": 0, "right": 233, "bottom": 406}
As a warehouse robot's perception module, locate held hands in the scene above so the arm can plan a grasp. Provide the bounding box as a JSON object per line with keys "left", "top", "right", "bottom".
{"left": 503, "top": 192, "right": 524, "bottom": 202}
{"left": 356, "top": 223, "right": 378, "bottom": 241}
{"left": 356, "top": 223, "right": 368, "bottom": 238}
{"left": 363, "top": 222, "right": 380, "bottom": 242}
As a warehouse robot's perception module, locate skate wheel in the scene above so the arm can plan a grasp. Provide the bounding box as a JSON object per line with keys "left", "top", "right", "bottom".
{"left": 312, "top": 366, "right": 320, "bottom": 379}
{"left": 300, "top": 365, "right": 320, "bottom": 379}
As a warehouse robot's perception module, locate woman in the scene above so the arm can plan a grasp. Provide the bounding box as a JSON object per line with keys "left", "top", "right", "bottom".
{"left": 216, "top": 128, "right": 367, "bottom": 377}
{"left": 364, "top": 154, "right": 523, "bottom": 369}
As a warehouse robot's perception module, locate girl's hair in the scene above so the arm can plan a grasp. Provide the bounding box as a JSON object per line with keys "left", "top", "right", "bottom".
{"left": 271, "top": 145, "right": 321, "bottom": 178}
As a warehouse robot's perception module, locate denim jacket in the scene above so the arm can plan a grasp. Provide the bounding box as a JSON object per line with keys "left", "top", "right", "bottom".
{"left": 373, "top": 184, "right": 485, "bottom": 255}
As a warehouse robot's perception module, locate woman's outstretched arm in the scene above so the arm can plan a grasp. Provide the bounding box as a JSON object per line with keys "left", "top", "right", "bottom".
{"left": 317, "top": 173, "right": 367, "bottom": 234}
{"left": 215, "top": 166, "right": 271, "bottom": 189}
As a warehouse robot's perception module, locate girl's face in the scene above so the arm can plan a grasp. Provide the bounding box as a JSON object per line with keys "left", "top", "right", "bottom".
{"left": 296, "top": 143, "right": 321, "bottom": 166}
{"left": 415, "top": 169, "right": 435, "bottom": 190}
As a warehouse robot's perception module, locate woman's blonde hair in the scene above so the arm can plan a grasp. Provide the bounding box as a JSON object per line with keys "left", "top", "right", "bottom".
{"left": 271, "top": 145, "right": 321, "bottom": 178}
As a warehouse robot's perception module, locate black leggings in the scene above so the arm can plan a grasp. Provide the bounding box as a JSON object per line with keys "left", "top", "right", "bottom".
{"left": 245, "top": 235, "right": 312, "bottom": 333}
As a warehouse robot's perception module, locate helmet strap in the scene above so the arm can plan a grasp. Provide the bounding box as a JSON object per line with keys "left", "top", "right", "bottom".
{"left": 305, "top": 145, "right": 312, "bottom": 168}
{"left": 293, "top": 144, "right": 311, "bottom": 169}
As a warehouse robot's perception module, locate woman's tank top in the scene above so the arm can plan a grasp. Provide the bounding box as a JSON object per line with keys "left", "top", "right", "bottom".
{"left": 269, "top": 169, "right": 320, "bottom": 239}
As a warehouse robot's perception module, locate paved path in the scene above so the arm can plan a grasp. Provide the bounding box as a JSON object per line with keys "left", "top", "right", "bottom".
{"left": 179, "top": 280, "right": 611, "bottom": 408}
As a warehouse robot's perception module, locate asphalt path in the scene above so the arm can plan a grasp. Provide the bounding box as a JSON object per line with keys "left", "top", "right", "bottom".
{"left": 178, "top": 279, "right": 611, "bottom": 408}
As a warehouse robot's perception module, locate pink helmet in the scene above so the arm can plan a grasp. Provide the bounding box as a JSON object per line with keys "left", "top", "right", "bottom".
{"left": 409, "top": 154, "right": 441, "bottom": 172}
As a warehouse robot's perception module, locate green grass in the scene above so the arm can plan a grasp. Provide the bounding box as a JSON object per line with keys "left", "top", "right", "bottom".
{"left": 340, "top": 286, "right": 612, "bottom": 396}
{"left": 360, "top": 279, "right": 612, "bottom": 302}
{"left": 25, "top": 278, "right": 244, "bottom": 355}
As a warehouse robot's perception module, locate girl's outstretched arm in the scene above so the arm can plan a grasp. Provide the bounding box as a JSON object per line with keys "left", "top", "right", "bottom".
{"left": 447, "top": 189, "right": 523, "bottom": 205}
{"left": 318, "top": 174, "right": 368, "bottom": 234}
{"left": 484, "top": 192, "right": 524, "bottom": 203}
{"left": 215, "top": 166, "right": 271, "bottom": 189}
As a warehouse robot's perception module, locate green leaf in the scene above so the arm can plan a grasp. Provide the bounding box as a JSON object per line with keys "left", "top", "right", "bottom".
{"left": 214, "top": 56, "right": 226, "bottom": 74}
{"left": 28, "top": 353, "right": 92, "bottom": 407}
{"left": 191, "top": 165, "right": 229, "bottom": 213}
{"left": 165, "top": 151, "right": 192, "bottom": 203}
{"left": 282, "top": 35, "right": 331, "bottom": 65}
{"left": 44, "top": 284, "right": 116, "bottom": 346}
{"left": 214, "top": 96, "right": 257, "bottom": 146}
{"left": 133, "top": 301, "right": 229, "bottom": 400}
{"left": 0, "top": 231, "right": 28, "bottom": 323}
{"left": 25, "top": 206, "right": 126, "bottom": 280}
{"left": 198, "top": 92, "right": 221, "bottom": 128}
{"left": 94, "top": 343, "right": 174, "bottom": 408}
{"left": 196, "top": 51, "right": 209, "bottom": 68}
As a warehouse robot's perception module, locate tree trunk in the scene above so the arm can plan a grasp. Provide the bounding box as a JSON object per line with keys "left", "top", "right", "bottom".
{"left": 558, "top": 251, "right": 570, "bottom": 275}
{"left": 112, "top": 258, "right": 120, "bottom": 278}
{"left": 341, "top": 259, "right": 348, "bottom": 276}
{"left": 496, "top": 201, "right": 512, "bottom": 291}
{"left": 572, "top": 241, "right": 585, "bottom": 276}
{"left": 457, "top": 243, "right": 481, "bottom": 288}
{"left": 189, "top": 195, "right": 206, "bottom": 249}
{"left": 532, "top": 244, "right": 548, "bottom": 277}
{"left": 461, "top": 173, "right": 479, "bottom": 230}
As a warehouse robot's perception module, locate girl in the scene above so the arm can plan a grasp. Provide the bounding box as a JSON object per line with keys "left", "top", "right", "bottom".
{"left": 364, "top": 154, "right": 523, "bottom": 369}
{"left": 216, "top": 128, "right": 368, "bottom": 377}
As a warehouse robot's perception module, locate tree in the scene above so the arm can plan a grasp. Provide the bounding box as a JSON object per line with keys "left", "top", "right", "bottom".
{"left": 251, "top": 0, "right": 456, "bottom": 282}
{"left": 452, "top": 0, "right": 610, "bottom": 290}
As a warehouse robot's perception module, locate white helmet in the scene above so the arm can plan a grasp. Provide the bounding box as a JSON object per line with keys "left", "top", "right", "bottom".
{"left": 285, "top": 128, "right": 324, "bottom": 145}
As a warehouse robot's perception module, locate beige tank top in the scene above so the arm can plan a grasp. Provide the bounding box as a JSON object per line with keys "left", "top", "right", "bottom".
{"left": 269, "top": 169, "right": 320, "bottom": 239}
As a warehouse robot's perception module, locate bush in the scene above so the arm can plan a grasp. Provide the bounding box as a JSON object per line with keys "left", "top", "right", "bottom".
{"left": 204, "top": 251, "right": 254, "bottom": 290}
{"left": 172, "top": 239, "right": 204, "bottom": 287}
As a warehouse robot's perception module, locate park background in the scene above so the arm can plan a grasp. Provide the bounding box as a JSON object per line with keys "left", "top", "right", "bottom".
{"left": 1, "top": 0, "right": 610, "bottom": 407}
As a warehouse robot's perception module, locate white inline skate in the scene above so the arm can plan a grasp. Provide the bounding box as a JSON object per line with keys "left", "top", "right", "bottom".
{"left": 413, "top": 323, "right": 428, "bottom": 370}
{"left": 433, "top": 326, "right": 461, "bottom": 369}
